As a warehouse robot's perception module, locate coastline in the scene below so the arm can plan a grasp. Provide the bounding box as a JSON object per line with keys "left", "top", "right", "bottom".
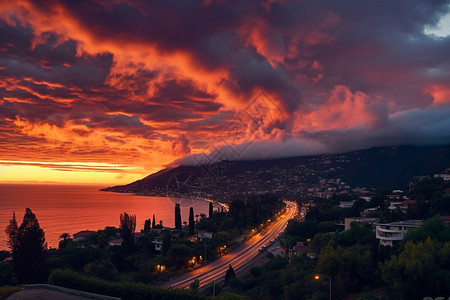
{"left": 0, "top": 184, "right": 214, "bottom": 251}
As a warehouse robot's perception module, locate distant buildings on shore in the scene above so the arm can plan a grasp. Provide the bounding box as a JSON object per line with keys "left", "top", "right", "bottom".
{"left": 73, "top": 230, "right": 96, "bottom": 242}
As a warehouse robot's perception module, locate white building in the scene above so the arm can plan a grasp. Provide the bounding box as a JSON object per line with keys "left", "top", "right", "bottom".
{"left": 197, "top": 231, "right": 213, "bottom": 240}
{"left": 388, "top": 200, "right": 418, "bottom": 212}
{"left": 434, "top": 174, "right": 450, "bottom": 181}
{"left": 73, "top": 230, "right": 96, "bottom": 242}
{"left": 339, "top": 200, "right": 355, "bottom": 208}
{"left": 375, "top": 220, "right": 422, "bottom": 246}
{"left": 152, "top": 236, "right": 164, "bottom": 253}
{"left": 108, "top": 238, "right": 123, "bottom": 246}
{"left": 388, "top": 201, "right": 403, "bottom": 210}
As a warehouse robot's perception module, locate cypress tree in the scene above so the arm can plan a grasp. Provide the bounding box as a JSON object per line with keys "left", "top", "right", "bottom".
{"left": 144, "top": 219, "right": 151, "bottom": 233}
{"left": 5, "top": 211, "right": 18, "bottom": 252}
{"left": 224, "top": 264, "right": 235, "bottom": 285}
{"left": 152, "top": 214, "right": 156, "bottom": 229}
{"left": 189, "top": 207, "right": 195, "bottom": 235}
{"left": 175, "top": 203, "right": 181, "bottom": 230}
{"left": 209, "top": 202, "right": 213, "bottom": 218}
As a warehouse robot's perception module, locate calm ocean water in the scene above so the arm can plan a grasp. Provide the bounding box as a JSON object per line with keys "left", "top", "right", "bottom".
{"left": 0, "top": 183, "right": 211, "bottom": 251}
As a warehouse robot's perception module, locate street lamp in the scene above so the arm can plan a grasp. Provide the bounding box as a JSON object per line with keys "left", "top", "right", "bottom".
{"left": 314, "top": 274, "right": 331, "bottom": 300}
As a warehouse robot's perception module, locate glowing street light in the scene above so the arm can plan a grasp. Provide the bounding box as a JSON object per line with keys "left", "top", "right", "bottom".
{"left": 314, "top": 274, "right": 331, "bottom": 300}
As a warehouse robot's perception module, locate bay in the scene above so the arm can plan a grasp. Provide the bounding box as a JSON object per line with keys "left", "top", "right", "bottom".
{"left": 0, "top": 183, "right": 212, "bottom": 251}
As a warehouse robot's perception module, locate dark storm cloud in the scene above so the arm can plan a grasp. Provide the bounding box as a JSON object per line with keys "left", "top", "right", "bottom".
{"left": 290, "top": 0, "right": 450, "bottom": 109}
{"left": 0, "top": 13, "right": 220, "bottom": 135}
{"left": 28, "top": 0, "right": 303, "bottom": 110}
{"left": 59, "top": 0, "right": 246, "bottom": 53}
{"left": 0, "top": 19, "right": 113, "bottom": 87}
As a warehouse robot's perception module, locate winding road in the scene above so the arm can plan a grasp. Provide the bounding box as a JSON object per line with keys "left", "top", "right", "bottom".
{"left": 163, "top": 200, "right": 298, "bottom": 289}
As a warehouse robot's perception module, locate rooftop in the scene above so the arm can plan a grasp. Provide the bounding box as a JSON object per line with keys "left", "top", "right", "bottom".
{"left": 377, "top": 220, "right": 422, "bottom": 227}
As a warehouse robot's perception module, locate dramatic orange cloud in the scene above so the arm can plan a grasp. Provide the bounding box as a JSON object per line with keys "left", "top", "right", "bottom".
{"left": 0, "top": 0, "right": 449, "bottom": 184}
{"left": 424, "top": 84, "right": 450, "bottom": 105}
{"left": 295, "top": 85, "right": 381, "bottom": 131}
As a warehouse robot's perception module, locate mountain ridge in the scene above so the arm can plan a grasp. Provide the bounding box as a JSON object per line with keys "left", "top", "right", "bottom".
{"left": 102, "top": 144, "right": 450, "bottom": 201}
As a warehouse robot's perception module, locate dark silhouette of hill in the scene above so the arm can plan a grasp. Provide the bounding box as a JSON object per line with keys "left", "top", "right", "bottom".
{"left": 331, "top": 145, "right": 450, "bottom": 189}
{"left": 102, "top": 144, "right": 450, "bottom": 198}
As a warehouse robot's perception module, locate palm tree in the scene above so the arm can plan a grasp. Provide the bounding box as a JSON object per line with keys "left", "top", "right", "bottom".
{"left": 59, "top": 232, "right": 70, "bottom": 248}
{"left": 59, "top": 232, "right": 70, "bottom": 241}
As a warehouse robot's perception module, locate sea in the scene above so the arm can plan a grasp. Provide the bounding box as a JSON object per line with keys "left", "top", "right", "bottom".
{"left": 0, "top": 183, "right": 212, "bottom": 251}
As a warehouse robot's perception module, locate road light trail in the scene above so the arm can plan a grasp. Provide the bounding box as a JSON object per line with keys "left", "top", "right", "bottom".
{"left": 163, "top": 201, "right": 298, "bottom": 289}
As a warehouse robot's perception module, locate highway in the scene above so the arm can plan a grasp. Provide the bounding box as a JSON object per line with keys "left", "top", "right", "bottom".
{"left": 163, "top": 200, "right": 298, "bottom": 289}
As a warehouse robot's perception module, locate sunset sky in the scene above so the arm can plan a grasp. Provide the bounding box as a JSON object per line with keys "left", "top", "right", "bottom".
{"left": 1, "top": 0, "right": 450, "bottom": 184}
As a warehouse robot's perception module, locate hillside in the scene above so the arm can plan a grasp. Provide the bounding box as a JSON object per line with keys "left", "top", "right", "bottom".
{"left": 102, "top": 144, "right": 450, "bottom": 201}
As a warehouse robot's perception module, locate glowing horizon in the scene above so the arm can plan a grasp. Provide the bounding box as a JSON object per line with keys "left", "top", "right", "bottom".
{"left": 0, "top": 160, "right": 151, "bottom": 185}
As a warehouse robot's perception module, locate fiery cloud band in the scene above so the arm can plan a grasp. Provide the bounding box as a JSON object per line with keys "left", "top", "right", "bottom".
{"left": 0, "top": 0, "right": 449, "bottom": 183}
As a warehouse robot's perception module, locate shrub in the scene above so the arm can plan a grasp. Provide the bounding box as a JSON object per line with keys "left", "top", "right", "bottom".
{"left": 0, "top": 261, "right": 16, "bottom": 286}
{"left": 0, "top": 286, "right": 22, "bottom": 299}
{"left": 48, "top": 269, "right": 206, "bottom": 300}
{"left": 216, "top": 292, "right": 251, "bottom": 300}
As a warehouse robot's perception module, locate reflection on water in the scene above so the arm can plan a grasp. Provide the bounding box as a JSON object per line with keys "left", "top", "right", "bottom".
{"left": 0, "top": 183, "right": 211, "bottom": 250}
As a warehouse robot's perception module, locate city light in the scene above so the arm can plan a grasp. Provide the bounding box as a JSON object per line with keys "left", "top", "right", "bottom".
{"left": 188, "top": 257, "right": 196, "bottom": 267}
{"left": 156, "top": 264, "right": 166, "bottom": 272}
{"left": 314, "top": 274, "right": 331, "bottom": 300}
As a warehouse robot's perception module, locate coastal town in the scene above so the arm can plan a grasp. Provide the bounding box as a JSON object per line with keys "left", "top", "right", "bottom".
{"left": 3, "top": 164, "right": 449, "bottom": 299}
{"left": 74, "top": 168, "right": 450, "bottom": 252}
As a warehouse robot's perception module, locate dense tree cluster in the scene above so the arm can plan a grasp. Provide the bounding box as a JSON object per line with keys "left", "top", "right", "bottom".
{"left": 206, "top": 194, "right": 284, "bottom": 234}
{"left": 220, "top": 192, "right": 450, "bottom": 300}
{"left": 1, "top": 194, "right": 285, "bottom": 293}
{"left": 2, "top": 180, "right": 449, "bottom": 299}
{"left": 221, "top": 216, "right": 449, "bottom": 299}
{"left": 380, "top": 215, "right": 450, "bottom": 299}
